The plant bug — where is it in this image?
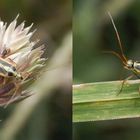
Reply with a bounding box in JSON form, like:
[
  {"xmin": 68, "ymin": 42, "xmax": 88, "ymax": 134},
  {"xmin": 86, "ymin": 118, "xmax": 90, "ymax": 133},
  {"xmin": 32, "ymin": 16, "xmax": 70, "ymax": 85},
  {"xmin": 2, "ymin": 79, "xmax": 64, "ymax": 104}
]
[
  {"xmin": 105, "ymin": 12, "xmax": 140, "ymax": 94},
  {"xmin": 0, "ymin": 57, "xmax": 23, "ymax": 81},
  {"xmin": 0, "ymin": 56, "xmax": 31, "ymax": 107}
]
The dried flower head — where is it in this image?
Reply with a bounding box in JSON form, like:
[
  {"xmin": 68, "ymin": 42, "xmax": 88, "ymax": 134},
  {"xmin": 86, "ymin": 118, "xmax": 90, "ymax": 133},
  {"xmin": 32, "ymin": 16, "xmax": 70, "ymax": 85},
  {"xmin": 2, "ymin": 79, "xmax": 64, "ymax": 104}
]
[{"xmin": 0, "ymin": 15, "xmax": 46, "ymax": 106}]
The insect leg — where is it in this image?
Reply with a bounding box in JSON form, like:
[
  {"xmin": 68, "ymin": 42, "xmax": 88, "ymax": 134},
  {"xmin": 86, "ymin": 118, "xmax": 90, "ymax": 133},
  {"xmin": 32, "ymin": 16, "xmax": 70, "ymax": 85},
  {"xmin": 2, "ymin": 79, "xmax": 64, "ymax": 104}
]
[
  {"xmin": 22, "ymin": 72, "xmax": 32, "ymax": 80},
  {"xmin": 133, "ymin": 72, "xmax": 140, "ymax": 79},
  {"xmin": 131, "ymin": 73, "xmax": 140, "ymax": 95},
  {"xmin": 4, "ymin": 82, "xmax": 21, "ymax": 108},
  {"xmin": 5, "ymin": 58, "xmax": 17, "ymax": 67},
  {"xmin": 117, "ymin": 75, "xmax": 134, "ymax": 96}
]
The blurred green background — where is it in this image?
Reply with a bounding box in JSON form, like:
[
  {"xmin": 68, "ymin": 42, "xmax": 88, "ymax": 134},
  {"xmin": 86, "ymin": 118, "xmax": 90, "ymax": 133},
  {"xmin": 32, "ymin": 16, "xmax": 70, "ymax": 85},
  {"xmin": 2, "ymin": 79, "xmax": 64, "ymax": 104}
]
[
  {"xmin": 74, "ymin": 0, "xmax": 140, "ymax": 140},
  {"xmin": 0, "ymin": 0, "xmax": 72, "ymax": 140}
]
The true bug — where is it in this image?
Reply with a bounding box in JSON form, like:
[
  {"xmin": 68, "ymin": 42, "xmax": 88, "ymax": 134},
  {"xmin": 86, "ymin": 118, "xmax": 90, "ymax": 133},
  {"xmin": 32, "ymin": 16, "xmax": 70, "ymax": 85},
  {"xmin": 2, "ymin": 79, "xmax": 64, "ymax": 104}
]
[
  {"xmin": 0, "ymin": 57, "xmax": 23, "ymax": 82},
  {"xmin": 106, "ymin": 12, "xmax": 140, "ymax": 94},
  {"xmin": 0, "ymin": 57, "xmax": 22, "ymax": 106}
]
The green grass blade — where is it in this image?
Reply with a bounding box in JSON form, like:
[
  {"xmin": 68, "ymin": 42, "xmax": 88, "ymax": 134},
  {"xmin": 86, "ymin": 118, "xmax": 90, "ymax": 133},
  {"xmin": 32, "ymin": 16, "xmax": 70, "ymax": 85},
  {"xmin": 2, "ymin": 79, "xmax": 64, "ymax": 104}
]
[{"xmin": 73, "ymin": 80, "xmax": 140, "ymax": 122}]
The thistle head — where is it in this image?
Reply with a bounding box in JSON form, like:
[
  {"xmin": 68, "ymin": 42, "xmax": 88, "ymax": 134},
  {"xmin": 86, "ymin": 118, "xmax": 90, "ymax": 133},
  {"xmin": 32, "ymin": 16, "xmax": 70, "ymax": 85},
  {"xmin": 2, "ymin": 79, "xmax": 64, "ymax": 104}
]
[{"xmin": 0, "ymin": 15, "xmax": 46, "ymax": 106}]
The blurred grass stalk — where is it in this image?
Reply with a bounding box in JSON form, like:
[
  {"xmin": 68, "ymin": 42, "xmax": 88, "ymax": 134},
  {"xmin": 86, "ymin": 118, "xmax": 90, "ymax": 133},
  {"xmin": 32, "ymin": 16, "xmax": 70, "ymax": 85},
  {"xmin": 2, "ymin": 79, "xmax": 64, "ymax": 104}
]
[
  {"xmin": 73, "ymin": 80, "xmax": 140, "ymax": 122},
  {"xmin": 0, "ymin": 32, "xmax": 72, "ymax": 140}
]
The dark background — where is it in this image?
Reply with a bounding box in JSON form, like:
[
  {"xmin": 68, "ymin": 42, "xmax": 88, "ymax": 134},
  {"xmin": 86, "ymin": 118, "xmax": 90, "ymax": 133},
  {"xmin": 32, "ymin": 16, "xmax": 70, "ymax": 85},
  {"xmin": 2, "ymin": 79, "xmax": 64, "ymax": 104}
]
[
  {"xmin": 0, "ymin": 0, "xmax": 72, "ymax": 140},
  {"xmin": 74, "ymin": 0, "xmax": 140, "ymax": 140}
]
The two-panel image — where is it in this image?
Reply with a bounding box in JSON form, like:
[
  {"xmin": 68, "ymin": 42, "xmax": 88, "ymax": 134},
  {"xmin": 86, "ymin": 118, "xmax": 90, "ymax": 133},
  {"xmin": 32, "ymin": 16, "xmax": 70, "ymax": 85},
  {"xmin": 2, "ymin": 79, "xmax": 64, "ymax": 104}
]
[{"xmin": 0, "ymin": 1, "xmax": 140, "ymax": 140}]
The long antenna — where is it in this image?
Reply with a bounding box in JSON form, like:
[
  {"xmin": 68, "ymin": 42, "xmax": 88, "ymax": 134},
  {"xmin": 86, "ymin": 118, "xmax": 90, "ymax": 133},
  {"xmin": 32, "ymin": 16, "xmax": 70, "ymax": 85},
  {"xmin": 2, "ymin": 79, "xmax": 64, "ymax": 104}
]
[
  {"xmin": 103, "ymin": 51, "xmax": 126, "ymax": 65},
  {"xmin": 107, "ymin": 11, "xmax": 127, "ymax": 63}
]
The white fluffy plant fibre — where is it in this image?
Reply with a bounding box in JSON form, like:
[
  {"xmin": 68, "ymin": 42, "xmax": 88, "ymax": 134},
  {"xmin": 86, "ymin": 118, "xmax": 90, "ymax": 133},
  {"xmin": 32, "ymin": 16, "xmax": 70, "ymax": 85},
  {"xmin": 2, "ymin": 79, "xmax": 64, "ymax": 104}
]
[{"xmin": 0, "ymin": 15, "xmax": 46, "ymax": 106}]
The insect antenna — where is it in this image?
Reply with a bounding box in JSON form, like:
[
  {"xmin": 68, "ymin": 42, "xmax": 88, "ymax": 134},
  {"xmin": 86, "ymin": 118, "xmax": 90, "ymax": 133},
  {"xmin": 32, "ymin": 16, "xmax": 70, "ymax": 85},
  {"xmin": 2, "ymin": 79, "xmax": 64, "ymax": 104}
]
[
  {"xmin": 107, "ymin": 12, "xmax": 127, "ymax": 64},
  {"xmin": 103, "ymin": 51, "xmax": 126, "ymax": 66}
]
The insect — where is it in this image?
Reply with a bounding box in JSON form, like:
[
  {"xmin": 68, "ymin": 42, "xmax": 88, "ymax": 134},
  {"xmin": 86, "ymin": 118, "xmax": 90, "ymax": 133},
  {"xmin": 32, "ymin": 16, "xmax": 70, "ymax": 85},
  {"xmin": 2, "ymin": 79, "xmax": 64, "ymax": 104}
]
[
  {"xmin": 0, "ymin": 47, "xmax": 28, "ymax": 82},
  {"xmin": 0, "ymin": 49, "xmax": 31, "ymax": 107},
  {"xmin": 0, "ymin": 15, "xmax": 47, "ymax": 107},
  {"xmin": 106, "ymin": 12, "xmax": 140, "ymax": 94},
  {"xmin": 0, "ymin": 58, "xmax": 22, "ymax": 79}
]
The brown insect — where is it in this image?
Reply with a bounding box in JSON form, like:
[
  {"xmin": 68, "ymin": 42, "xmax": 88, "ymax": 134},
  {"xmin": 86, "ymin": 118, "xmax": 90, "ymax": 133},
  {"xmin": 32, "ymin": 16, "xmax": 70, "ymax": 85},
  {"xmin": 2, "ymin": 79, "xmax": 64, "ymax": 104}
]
[{"xmin": 105, "ymin": 12, "xmax": 140, "ymax": 94}]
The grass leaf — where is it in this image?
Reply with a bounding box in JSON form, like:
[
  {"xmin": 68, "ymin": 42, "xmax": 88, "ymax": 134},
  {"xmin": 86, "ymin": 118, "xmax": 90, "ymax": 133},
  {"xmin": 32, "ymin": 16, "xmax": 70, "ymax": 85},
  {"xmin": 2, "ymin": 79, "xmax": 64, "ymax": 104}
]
[{"xmin": 73, "ymin": 80, "xmax": 140, "ymax": 122}]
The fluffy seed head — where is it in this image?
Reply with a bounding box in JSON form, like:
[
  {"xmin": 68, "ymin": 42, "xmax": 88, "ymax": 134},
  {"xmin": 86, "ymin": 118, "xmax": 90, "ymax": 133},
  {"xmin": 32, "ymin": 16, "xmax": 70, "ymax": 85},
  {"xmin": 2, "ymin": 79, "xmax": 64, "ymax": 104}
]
[{"xmin": 0, "ymin": 15, "xmax": 46, "ymax": 106}]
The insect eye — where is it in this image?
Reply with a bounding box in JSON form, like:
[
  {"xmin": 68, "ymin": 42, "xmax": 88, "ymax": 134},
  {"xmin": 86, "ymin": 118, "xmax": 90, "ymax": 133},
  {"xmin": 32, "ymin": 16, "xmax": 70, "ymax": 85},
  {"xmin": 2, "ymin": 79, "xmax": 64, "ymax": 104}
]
[
  {"xmin": 12, "ymin": 66, "xmax": 16, "ymax": 71},
  {"xmin": 20, "ymin": 76, "xmax": 23, "ymax": 80},
  {"xmin": 7, "ymin": 72, "xmax": 13, "ymax": 76}
]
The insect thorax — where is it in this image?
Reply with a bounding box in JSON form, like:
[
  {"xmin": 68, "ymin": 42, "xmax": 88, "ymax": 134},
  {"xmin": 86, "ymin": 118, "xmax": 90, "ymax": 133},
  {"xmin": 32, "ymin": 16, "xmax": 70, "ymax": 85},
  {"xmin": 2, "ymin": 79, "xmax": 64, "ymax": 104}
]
[
  {"xmin": 134, "ymin": 61, "xmax": 140, "ymax": 71},
  {"xmin": 0, "ymin": 58, "xmax": 20, "ymax": 79},
  {"xmin": 127, "ymin": 60, "xmax": 140, "ymax": 70}
]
